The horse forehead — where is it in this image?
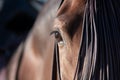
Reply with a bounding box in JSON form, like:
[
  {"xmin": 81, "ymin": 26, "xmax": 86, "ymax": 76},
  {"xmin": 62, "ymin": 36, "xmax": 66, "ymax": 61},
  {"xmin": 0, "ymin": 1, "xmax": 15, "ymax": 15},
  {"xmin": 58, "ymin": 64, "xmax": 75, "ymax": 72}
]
[
  {"xmin": 59, "ymin": 0, "xmax": 86, "ymax": 10},
  {"xmin": 57, "ymin": 0, "xmax": 86, "ymax": 19},
  {"xmin": 54, "ymin": 0, "xmax": 85, "ymax": 30}
]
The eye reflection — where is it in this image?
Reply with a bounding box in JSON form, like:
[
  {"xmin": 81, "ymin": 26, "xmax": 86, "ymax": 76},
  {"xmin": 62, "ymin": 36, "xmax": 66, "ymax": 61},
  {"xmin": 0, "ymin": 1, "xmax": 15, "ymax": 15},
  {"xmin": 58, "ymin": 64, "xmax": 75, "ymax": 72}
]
[{"xmin": 51, "ymin": 30, "xmax": 63, "ymax": 43}]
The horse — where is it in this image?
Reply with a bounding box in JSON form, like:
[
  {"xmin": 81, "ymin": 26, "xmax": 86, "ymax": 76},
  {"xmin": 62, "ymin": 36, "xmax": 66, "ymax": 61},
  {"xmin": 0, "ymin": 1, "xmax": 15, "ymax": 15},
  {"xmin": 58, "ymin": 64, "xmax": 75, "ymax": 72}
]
[
  {"xmin": 7, "ymin": 0, "xmax": 120, "ymax": 80},
  {"xmin": 52, "ymin": 0, "xmax": 120, "ymax": 80}
]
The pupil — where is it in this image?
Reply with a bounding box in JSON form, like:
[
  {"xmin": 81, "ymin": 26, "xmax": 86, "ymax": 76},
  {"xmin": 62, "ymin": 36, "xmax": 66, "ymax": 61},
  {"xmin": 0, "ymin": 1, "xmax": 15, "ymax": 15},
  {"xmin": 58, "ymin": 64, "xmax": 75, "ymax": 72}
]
[{"xmin": 55, "ymin": 32, "xmax": 59, "ymax": 38}]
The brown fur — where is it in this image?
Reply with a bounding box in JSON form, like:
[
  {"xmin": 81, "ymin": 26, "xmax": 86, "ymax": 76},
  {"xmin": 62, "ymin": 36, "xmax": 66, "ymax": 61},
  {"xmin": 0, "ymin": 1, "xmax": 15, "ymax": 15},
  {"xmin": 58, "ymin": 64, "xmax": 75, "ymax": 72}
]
[
  {"xmin": 7, "ymin": 0, "xmax": 87, "ymax": 80},
  {"xmin": 7, "ymin": 0, "xmax": 120, "ymax": 80},
  {"xmin": 53, "ymin": 0, "xmax": 86, "ymax": 79}
]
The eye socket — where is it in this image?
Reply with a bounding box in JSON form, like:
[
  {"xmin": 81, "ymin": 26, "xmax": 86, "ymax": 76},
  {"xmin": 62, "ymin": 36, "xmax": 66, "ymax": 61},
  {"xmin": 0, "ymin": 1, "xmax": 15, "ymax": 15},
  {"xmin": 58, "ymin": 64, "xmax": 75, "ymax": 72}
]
[{"xmin": 50, "ymin": 31, "xmax": 63, "ymax": 43}]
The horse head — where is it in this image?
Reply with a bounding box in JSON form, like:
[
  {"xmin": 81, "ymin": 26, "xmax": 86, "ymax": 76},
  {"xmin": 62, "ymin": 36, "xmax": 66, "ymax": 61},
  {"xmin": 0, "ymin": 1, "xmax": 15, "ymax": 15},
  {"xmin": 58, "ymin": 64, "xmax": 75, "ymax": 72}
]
[{"xmin": 52, "ymin": 0, "xmax": 86, "ymax": 79}]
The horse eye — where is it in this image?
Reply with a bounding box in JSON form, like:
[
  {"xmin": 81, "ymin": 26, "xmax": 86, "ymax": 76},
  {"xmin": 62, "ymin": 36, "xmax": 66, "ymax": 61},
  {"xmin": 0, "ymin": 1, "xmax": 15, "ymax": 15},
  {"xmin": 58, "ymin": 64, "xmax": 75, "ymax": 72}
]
[{"xmin": 50, "ymin": 31, "xmax": 63, "ymax": 43}]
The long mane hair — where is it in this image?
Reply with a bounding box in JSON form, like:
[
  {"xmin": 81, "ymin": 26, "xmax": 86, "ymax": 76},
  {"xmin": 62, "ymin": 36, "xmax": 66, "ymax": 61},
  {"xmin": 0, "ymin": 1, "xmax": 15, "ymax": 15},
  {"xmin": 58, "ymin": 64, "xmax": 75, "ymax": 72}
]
[{"xmin": 77, "ymin": 0, "xmax": 120, "ymax": 79}]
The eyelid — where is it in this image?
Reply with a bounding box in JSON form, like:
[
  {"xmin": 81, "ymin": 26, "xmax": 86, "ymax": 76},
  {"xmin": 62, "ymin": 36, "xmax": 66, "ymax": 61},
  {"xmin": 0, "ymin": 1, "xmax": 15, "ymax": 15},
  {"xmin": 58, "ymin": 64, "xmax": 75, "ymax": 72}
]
[
  {"xmin": 50, "ymin": 28, "xmax": 61, "ymax": 36},
  {"xmin": 50, "ymin": 31, "xmax": 59, "ymax": 35}
]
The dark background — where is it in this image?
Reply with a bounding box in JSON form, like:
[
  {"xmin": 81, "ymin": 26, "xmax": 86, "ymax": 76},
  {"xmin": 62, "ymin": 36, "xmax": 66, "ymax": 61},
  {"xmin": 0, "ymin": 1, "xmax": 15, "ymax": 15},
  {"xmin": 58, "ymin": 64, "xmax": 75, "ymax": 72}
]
[{"xmin": 0, "ymin": 0, "xmax": 47, "ymax": 70}]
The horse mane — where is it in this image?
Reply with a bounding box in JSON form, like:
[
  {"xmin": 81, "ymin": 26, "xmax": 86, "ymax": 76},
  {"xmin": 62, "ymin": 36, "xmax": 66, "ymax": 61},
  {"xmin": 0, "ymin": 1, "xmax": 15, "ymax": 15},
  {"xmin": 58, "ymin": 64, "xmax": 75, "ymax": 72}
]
[{"xmin": 77, "ymin": 0, "xmax": 120, "ymax": 79}]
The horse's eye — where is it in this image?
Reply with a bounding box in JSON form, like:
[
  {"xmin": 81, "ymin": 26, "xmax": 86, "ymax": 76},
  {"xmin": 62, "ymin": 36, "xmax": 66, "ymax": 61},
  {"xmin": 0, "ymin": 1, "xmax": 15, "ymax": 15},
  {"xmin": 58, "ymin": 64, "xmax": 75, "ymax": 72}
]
[
  {"xmin": 51, "ymin": 30, "xmax": 65, "ymax": 46},
  {"xmin": 51, "ymin": 31, "xmax": 63, "ymax": 43},
  {"xmin": 54, "ymin": 31, "xmax": 61, "ymax": 39}
]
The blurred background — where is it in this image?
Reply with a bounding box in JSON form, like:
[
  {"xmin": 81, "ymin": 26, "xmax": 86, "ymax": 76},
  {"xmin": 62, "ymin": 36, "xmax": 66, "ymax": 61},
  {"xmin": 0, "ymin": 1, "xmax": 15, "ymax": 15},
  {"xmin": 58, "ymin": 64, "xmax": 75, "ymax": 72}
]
[{"xmin": 0, "ymin": 0, "xmax": 48, "ymax": 73}]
